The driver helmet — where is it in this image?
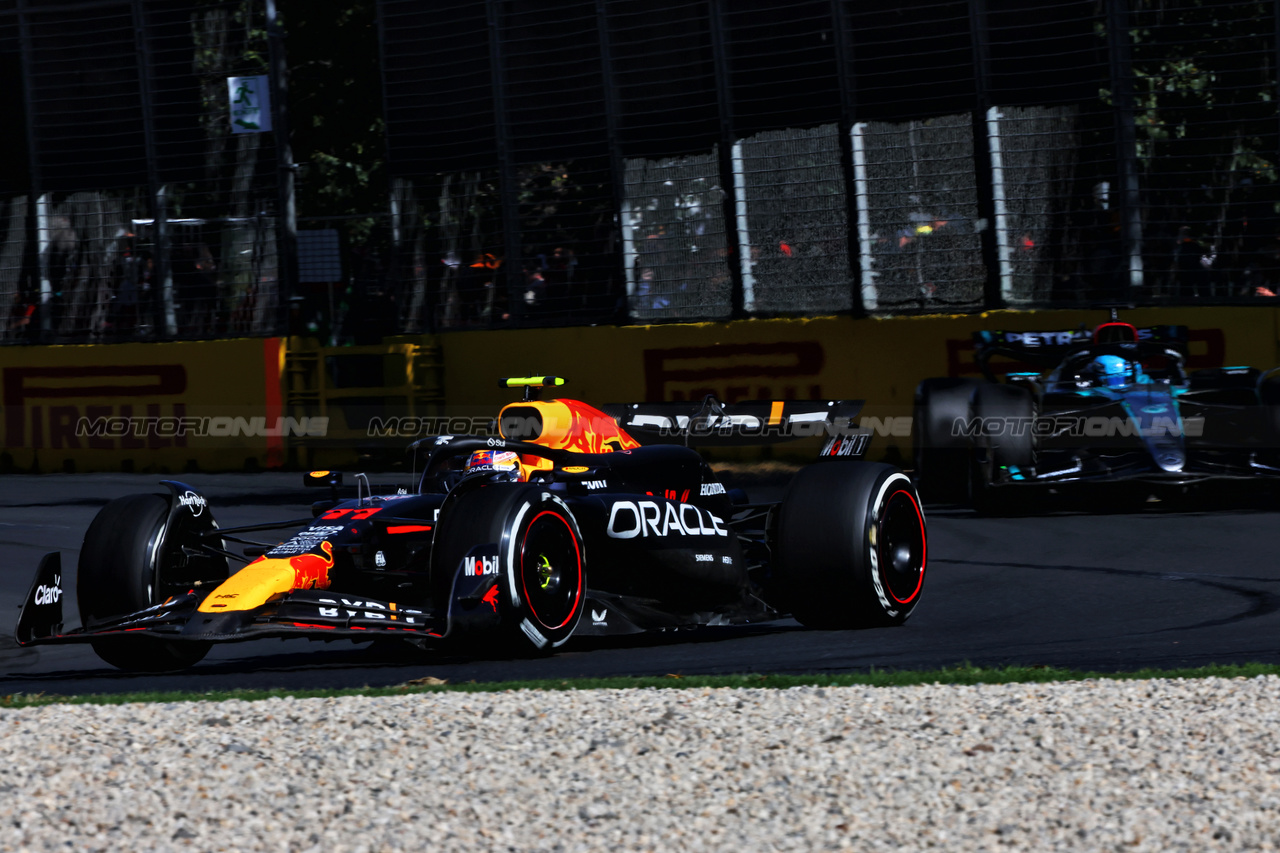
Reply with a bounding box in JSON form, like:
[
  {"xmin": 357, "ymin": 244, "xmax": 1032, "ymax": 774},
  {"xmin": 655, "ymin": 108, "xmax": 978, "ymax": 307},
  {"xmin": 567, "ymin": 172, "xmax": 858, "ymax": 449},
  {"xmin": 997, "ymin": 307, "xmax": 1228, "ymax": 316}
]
[
  {"xmin": 463, "ymin": 449, "xmax": 524, "ymax": 483},
  {"xmin": 1090, "ymin": 354, "xmax": 1132, "ymax": 387}
]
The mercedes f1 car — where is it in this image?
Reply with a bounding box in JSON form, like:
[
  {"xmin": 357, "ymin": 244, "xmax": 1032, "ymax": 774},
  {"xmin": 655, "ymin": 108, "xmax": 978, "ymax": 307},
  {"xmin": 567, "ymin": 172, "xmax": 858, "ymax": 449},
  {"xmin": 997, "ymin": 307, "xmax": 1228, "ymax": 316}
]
[
  {"xmin": 17, "ymin": 378, "xmax": 928, "ymax": 671},
  {"xmin": 913, "ymin": 316, "xmax": 1280, "ymax": 508}
]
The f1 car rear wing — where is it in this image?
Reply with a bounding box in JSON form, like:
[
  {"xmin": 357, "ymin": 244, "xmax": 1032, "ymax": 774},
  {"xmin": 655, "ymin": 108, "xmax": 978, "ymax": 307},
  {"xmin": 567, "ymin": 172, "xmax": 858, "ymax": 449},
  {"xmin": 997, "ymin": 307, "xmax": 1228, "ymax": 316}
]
[
  {"xmin": 603, "ymin": 396, "xmax": 865, "ymax": 447},
  {"xmin": 973, "ymin": 325, "xmax": 1189, "ymax": 382},
  {"xmin": 490, "ymin": 378, "xmax": 864, "ymax": 448}
]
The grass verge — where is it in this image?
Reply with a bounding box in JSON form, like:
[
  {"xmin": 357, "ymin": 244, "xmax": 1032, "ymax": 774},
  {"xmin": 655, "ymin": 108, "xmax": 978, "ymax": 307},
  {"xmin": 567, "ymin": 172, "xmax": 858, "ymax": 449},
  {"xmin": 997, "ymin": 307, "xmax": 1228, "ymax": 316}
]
[{"xmin": 3, "ymin": 662, "xmax": 1280, "ymax": 709}]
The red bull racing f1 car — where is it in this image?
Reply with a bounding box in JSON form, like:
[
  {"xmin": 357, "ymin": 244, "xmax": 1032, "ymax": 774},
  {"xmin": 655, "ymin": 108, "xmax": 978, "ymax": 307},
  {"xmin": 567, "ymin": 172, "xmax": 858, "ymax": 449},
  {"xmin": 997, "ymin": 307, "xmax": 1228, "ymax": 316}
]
[{"xmin": 17, "ymin": 378, "xmax": 928, "ymax": 671}]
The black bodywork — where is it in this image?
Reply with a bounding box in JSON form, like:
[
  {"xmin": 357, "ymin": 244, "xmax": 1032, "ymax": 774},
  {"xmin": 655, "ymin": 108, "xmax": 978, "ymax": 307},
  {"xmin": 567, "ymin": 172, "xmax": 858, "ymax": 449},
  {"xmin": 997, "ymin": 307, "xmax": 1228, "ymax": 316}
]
[{"xmin": 16, "ymin": 394, "xmax": 903, "ymax": 658}]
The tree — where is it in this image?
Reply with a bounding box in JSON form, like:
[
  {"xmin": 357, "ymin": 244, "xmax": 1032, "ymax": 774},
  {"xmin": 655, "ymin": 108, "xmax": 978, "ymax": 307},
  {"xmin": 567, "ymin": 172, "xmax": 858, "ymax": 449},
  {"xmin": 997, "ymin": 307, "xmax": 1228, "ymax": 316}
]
[
  {"xmin": 1123, "ymin": 0, "xmax": 1279, "ymax": 291},
  {"xmin": 278, "ymin": 0, "xmax": 387, "ymax": 219}
]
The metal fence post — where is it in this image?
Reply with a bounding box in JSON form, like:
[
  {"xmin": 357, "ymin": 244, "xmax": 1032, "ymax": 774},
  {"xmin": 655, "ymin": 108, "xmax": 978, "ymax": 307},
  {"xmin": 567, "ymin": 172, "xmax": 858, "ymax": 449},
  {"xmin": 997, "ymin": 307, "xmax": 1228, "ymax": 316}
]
[
  {"xmin": 1274, "ymin": 0, "xmax": 1280, "ymax": 247},
  {"xmin": 1276, "ymin": 3, "xmax": 1280, "ymax": 201},
  {"xmin": 708, "ymin": 0, "xmax": 748, "ymax": 318},
  {"xmin": 595, "ymin": 0, "xmax": 632, "ymax": 326},
  {"xmin": 1107, "ymin": 0, "xmax": 1144, "ymax": 292},
  {"xmin": 132, "ymin": 0, "xmax": 175, "ymax": 338},
  {"xmin": 829, "ymin": 0, "xmax": 869, "ymax": 317},
  {"xmin": 15, "ymin": 0, "xmax": 48, "ymax": 338},
  {"xmin": 968, "ymin": 0, "xmax": 1005, "ymax": 310},
  {"xmin": 267, "ymin": 0, "xmax": 299, "ymax": 337},
  {"xmin": 485, "ymin": 0, "xmax": 523, "ymax": 328}
]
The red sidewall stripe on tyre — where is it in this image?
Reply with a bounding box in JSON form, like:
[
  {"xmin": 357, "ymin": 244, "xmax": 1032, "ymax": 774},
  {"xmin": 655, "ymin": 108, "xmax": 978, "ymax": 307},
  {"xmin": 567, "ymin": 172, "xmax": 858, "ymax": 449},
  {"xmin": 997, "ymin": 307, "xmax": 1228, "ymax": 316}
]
[
  {"xmin": 519, "ymin": 510, "xmax": 583, "ymax": 631},
  {"xmin": 879, "ymin": 486, "xmax": 927, "ymax": 606}
]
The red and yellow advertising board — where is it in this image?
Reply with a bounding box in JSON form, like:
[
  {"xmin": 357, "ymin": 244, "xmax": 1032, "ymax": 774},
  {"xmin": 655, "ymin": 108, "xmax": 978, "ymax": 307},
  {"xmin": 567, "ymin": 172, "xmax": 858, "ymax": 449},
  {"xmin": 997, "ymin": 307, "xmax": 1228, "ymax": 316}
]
[
  {"xmin": 434, "ymin": 306, "xmax": 1280, "ymax": 460},
  {"xmin": 1, "ymin": 338, "xmax": 286, "ymax": 473},
  {"xmin": 5, "ymin": 307, "xmax": 1279, "ymax": 473}
]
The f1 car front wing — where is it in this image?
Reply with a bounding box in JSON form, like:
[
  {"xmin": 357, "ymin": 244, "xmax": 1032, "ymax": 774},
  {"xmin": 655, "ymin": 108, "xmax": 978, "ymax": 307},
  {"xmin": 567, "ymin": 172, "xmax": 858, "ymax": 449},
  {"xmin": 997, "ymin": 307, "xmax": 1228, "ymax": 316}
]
[{"xmin": 15, "ymin": 552, "xmax": 447, "ymax": 647}]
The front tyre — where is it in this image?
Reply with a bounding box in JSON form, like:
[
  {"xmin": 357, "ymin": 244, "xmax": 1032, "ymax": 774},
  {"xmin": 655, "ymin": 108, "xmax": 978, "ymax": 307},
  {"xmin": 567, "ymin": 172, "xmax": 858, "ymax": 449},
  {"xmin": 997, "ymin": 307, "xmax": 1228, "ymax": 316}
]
[
  {"xmin": 433, "ymin": 485, "xmax": 586, "ymax": 653},
  {"xmin": 507, "ymin": 493, "xmax": 586, "ymax": 649},
  {"xmin": 77, "ymin": 494, "xmax": 211, "ymax": 672},
  {"xmin": 968, "ymin": 383, "xmax": 1036, "ymax": 514},
  {"xmin": 775, "ymin": 462, "xmax": 927, "ymax": 629}
]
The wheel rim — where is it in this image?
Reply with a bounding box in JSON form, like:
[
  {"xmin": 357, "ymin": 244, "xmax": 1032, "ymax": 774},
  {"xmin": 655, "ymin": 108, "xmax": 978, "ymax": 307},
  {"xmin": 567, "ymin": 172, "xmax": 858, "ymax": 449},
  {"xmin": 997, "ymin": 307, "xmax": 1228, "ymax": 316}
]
[
  {"xmin": 519, "ymin": 511, "xmax": 583, "ymax": 630},
  {"xmin": 878, "ymin": 489, "xmax": 926, "ymax": 605},
  {"xmin": 534, "ymin": 554, "xmax": 557, "ymax": 592}
]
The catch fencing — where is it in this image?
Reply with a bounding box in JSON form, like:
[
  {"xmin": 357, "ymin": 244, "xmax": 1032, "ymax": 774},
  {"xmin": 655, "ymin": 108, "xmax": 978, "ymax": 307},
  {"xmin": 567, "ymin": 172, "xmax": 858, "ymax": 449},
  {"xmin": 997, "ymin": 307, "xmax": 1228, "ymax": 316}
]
[
  {"xmin": 380, "ymin": 0, "xmax": 1280, "ymax": 329},
  {"xmin": 5, "ymin": 0, "xmax": 1280, "ymax": 342},
  {"xmin": 0, "ymin": 0, "xmax": 287, "ymax": 344}
]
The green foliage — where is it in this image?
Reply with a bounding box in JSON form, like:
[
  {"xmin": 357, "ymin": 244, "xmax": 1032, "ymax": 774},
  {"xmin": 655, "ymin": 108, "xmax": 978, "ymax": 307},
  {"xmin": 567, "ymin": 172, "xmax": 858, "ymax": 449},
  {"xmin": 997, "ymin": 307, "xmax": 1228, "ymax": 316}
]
[
  {"xmin": 1122, "ymin": 1, "xmax": 1280, "ymax": 239},
  {"xmin": 278, "ymin": 0, "xmax": 386, "ymax": 218},
  {"xmin": 515, "ymin": 161, "xmax": 615, "ymax": 256}
]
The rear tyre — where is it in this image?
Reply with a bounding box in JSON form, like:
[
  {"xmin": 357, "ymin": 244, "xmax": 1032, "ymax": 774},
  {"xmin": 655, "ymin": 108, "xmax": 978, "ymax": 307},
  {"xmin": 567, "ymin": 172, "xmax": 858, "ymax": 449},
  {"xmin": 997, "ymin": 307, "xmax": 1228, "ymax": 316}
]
[
  {"xmin": 432, "ymin": 485, "xmax": 586, "ymax": 653},
  {"xmin": 77, "ymin": 494, "xmax": 211, "ymax": 672},
  {"xmin": 775, "ymin": 462, "xmax": 927, "ymax": 628},
  {"xmin": 913, "ymin": 378, "xmax": 982, "ymax": 503},
  {"xmin": 968, "ymin": 383, "xmax": 1036, "ymax": 515}
]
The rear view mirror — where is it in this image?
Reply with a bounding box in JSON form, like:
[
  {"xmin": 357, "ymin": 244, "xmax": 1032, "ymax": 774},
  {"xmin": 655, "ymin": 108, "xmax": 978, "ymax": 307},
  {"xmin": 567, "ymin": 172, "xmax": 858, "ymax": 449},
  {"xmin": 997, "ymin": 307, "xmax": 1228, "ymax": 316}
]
[{"xmin": 303, "ymin": 470, "xmax": 342, "ymax": 489}]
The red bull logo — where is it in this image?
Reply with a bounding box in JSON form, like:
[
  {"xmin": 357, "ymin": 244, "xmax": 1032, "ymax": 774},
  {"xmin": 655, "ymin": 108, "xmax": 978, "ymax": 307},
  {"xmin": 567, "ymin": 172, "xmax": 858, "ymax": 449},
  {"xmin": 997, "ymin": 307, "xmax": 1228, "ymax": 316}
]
[
  {"xmin": 199, "ymin": 540, "xmax": 337, "ymax": 613},
  {"xmin": 482, "ymin": 585, "xmax": 501, "ymax": 613},
  {"xmin": 290, "ymin": 540, "xmax": 335, "ymax": 590}
]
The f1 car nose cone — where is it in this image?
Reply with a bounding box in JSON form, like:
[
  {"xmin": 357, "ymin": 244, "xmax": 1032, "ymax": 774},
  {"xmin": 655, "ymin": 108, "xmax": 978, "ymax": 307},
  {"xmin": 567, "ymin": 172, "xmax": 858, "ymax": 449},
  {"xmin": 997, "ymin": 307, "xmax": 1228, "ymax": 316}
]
[{"xmin": 1156, "ymin": 449, "xmax": 1186, "ymax": 473}]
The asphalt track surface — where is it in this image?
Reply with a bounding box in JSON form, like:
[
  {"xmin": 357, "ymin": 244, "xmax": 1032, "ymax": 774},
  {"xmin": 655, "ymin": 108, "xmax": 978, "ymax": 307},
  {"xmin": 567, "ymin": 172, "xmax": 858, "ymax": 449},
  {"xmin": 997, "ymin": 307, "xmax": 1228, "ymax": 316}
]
[{"xmin": 1, "ymin": 470, "xmax": 1278, "ymax": 697}]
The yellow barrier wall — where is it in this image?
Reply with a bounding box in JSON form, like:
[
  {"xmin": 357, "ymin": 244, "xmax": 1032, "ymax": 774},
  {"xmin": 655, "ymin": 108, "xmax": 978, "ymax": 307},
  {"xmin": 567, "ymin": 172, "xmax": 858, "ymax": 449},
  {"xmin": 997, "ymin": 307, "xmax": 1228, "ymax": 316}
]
[
  {"xmin": 0, "ymin": 338, "xmax": 285, "ymax": 473},
  {"xmin": 5, "ymin": 307, "xmax": 1278, "ymax": 473},
  {"xmin": 431, "ymin": 307, "xmax": 1280, "ymax": 460}
]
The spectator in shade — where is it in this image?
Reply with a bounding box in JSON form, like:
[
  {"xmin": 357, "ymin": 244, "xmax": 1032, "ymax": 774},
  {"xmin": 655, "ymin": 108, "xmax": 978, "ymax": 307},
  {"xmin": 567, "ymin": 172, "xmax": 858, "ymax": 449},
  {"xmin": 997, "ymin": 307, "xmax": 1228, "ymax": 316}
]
[
  {"xmin": 543, "ymin": 246, "xmax": 576, "ymax": 311},
  {"xmin": 1168, "ymin": 226, "xmax": 1211, "ymax": 300},
  {"xmin": 523, "ymin": 264, "xmax": 546, "ymax": 309},
  {"xmin": 458, "ymin": 253, "xmax": 500, "ymax": 325},
  {"xmin": 173, "ymin": 240, "xmax": 218, "ymax": 337}
]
